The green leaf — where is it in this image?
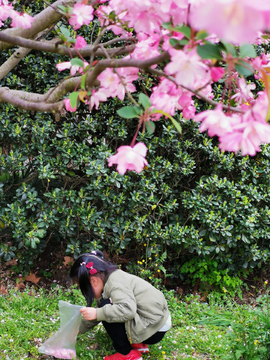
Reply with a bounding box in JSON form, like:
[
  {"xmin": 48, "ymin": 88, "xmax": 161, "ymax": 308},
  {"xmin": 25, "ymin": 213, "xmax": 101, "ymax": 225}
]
[
  {"xmin": 239, "ymin": 44, "xmax": 256, "ymax": 58},
  {"xmin": 145, "ymin": 121, "xmax": 156, "ymax": 135},
  {"xmin": 108, "ymin": 11, "xmax": 116, "ymax": 20},
  {"xmin": 138, "ymin": 93, "xmax": 152, "ymax": 109},
  {"xmin": 57, "ymin": 5, "xmax": 68, "ymax": 12},
  {"xmin": 197, "ymin": 44, "xmax": 222, "ymax": 60},
  {"xmin": 68, "ymin": 38, "xmax": 76, "ymax": 44},
  {"xmin": 196, "ymin": 31, "xmax": 209, "ymax": 40},
  {"xmin": 174, "ymin": 25, "xmax": 191, "ymax": 39},
  {"xmin": 222, "ymin": 42, "xmax": 237, "ymax": 57},
  {"xmin": 60, "ymin": 26, "xmax": 70, "ymax": 39},
  {"xmin": 170, "ymin": 117, "xmax": 182, "ymax": 134},
  {"xmin": 169, "ymin": 38, "xmax": 179, "ymax": 47},
  {"xmin": 70, "ymin": 58, "xmax": 84, "ymax": 68},
  {"xmin": 235, "ymin": 60, "xmax": 254, "ymax": 76},
  {"xmin": 179, "ymin": 39, "xmax": 189, "ymax": 45},
  {"xmin": 69, "ymin": 92, "xmax": 79, "ymax": 109},
  {"xmin": 0, "ymin": 172, "xmax": 10, "ymax": 182},
  {"xmin": 36, "ymin": 230, "xmax": 45, "ymax": 238},
  {"xmin": 162, "ymin": 22, "xmax": 172, "ymax": 30},
  {"xmin": 133, "ymin": 106, "xmax": 143, "ymax": 115},
  {"xmin": 31, "ymin": 239, "xmax": 37, "ymax": 249},
  {"xmin": 81, "ymin": 74, "xmax": 86, "ymax": 90},
  {"xmin": 117, "ymin": 106, "xmax": 138, "ymax": 119},
  {"xmin": 235, "ymin": 350, "xmax": 244, "ymax": 359}
]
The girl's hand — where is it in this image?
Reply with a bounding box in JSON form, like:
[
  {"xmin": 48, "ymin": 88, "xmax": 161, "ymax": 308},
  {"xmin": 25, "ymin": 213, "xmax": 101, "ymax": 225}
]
[{"xmin": 80, "ymin": 307, "xmax": 97, "ymax": 320}]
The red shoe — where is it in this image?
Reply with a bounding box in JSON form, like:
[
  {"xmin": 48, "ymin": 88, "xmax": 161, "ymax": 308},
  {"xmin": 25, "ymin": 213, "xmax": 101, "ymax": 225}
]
[
  {"xmin": 104, "ymin": 349, "xmax": 142, "ymax": 360},
  {"xmin": 131, "ymin": 343, "xmax": 149, "ymax": 354}
]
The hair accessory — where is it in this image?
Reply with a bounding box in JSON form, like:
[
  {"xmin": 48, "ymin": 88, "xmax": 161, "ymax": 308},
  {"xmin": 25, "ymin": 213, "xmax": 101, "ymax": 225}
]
[
  {"xmin": 86, "ymin": 262, "xmax": 97, "ymax": 275},
  {"xmin": 80, "ymin": 262, "xmax": 86, "ymax": 266}
]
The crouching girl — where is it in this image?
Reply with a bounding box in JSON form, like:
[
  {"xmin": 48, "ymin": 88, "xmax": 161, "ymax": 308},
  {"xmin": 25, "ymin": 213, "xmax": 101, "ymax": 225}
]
[{"xmin": 70, "ymin": 250, "xmax": 171, "ymax": 360}]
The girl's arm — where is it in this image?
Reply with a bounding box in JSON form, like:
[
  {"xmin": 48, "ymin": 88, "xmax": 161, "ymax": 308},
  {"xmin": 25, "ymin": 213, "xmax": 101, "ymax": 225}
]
[{"xmin": 96, "ymin": 283, "xmax": 137, "ymax": 323}]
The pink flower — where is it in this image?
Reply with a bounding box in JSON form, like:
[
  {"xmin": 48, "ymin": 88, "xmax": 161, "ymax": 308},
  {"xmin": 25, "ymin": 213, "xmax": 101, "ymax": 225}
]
[
  {"xmin": 149, "ymin": 78, "xmax": 183, "ymax": 119},
  {"xmin": 211, "ymin": 67, "xmax": 225, "ymax": 82},
  {"xmin": 190, "ymin": 0, "xmax": 267, "ymax": 44},
  {"xmin": 11, "ymin": 12, "xmax": 34, "ymax": 29},
  {"xmin": 69, "ymin": 3, "xmax": 94, "ymax": 30},
  {"xmin": 98, "ymin": 68, "xmax": 118, "ymax": 88},
  {"xmin": 252, "ymin": 91, "xmax": 269, "ymax": 121},
  {"xmin": 96, "ymin": 5, "xmax": 127, "ymax": 35},
  {"xmin": 0, "ymin": 3, "xmax": 14, "ymax": 21},
  {"xmin": 159, "ymin": 0, "xmax": 188, "ymax": 14},
  {"xmin": 183, "ymin": 105, "xmax": 196, "ymax": 120},
  {"xmin": 131, "ymin": 35, "xmax": 160, "ymax": 65},
  {"xmin": 178, "ymin": 93, "xmax": 192, "ymax": 109},
  {"xmin": 165, "ymin": 48, "xmax": 209, "ymax": 88},
  {"xmin": 97, "ymin": 67, "xmax": 137, "ymax": 100},
  {"xmin": 108, "ymin": 143, "xmax": 148, "ymax": 175},
  {"xmin": 231, "ymin": 78, "xmax": 256, "ymax": 104},
  {"xmin": 219, "ymin": 131, "xmax": 260, "ymax": 155},
  {"xmin": 194, "ymin": 105, "xmax": 238, "ymax": 137},
  {"xmin": 129, "ymin": 9, "xmax": 165, "ymax": 34},
  {"xmin": 74, "ymin": 36, "xmax": 87, "ymax": 49},
  {"xmin": 63, "ymin": 98, "xmax": 77, "ymax": 112},
  {"xmin": 218, "ymin": 116, "xmax": 270, "ymax": 156},
  {"xmin": 150, "ymin": 92, "xmax": 179, "ymax": 117},
  {"xmin": 56, "ymin": 61, "xmax": 88, "ymax": 76},
  {"xmin": 88, "ymin": 89, "xmax": 109, "ymax": 110}
]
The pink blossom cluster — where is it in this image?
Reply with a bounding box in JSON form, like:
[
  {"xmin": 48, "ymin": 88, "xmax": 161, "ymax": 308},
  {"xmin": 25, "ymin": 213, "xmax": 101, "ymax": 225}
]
[
  {"xmin": 68, "ymin": 3, "xmax": 94, "ymax": 30},
  {"xmin": 102, "ymin": 0, "xmax": 190, "ymax": 35},
  {"xmin": 195, "ymin": 93, "xmax": 270, "ymax": 156},
  {"xmin": 190, "ymin": 0, "xmax": 270, "ymax": 44},
  {"xmin": 97, "ymin": 66, "xmax": 138, "ymax": 102},
  {"xmin": 0, "ymin": 0, "xmax": 34, "ymax": 28},
  {"xmin": 56, "ymin": 61, "xmax": 89, "ymax": 76},
  {"xmin": 5, "ymin": 0, "xmax": 270, "ymax": 174},
  {"xmin": 108, "ymin": 143, "xmax": 148, "ymax": 175},
  {"xmin": 149, "ymin": 78, "xmax": 196, "ymax": 120}
]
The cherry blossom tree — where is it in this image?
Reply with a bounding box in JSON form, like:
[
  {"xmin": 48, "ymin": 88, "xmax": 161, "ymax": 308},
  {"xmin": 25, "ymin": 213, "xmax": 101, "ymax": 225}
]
[{"xmin": 1, "ymin": 0, "xmax": 270, "ymax": 174}]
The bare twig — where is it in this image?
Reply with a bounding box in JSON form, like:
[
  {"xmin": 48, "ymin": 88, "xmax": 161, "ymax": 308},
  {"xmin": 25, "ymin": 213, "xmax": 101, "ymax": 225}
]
[{"xmin": 145, "ymin": 67, "xmax": 244, "ymax": 114}]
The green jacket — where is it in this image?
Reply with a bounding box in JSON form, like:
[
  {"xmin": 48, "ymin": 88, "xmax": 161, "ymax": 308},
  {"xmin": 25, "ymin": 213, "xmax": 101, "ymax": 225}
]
[{"xmin": 79, "ymin": 269, "xmax": 170, "ymax": 343}]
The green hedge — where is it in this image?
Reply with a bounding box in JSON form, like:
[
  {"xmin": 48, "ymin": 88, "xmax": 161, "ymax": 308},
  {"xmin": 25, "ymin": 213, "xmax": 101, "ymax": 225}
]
[
  {"xmin": 1, "ymin": 2, "xmax": 270, "ymax": 290},
  {"xmin": 1, "ymin": 95, "xmax": 270, "ymax": 285}
]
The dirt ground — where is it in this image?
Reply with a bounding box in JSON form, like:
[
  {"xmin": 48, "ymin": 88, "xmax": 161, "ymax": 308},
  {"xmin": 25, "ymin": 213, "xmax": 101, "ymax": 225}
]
[{"xmin": 0, "ymin": 244, "xmax": 269, "ymax": 304}]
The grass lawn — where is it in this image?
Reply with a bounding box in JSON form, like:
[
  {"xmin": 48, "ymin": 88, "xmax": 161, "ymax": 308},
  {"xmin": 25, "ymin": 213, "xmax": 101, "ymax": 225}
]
[{"xmin": 0, "ymin": 284, "xmax": 270, "ymax": 360}]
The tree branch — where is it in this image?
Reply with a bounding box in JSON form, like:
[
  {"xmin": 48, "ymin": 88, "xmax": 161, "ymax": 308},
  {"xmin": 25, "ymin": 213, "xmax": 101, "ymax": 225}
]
[
  {"xmin": 0, "ymin": 87, "xmax": 64, "ymax": 113},
  {"xmin": 0, "ymin": 0, "xmax": 73, "ymax": 51},
  {"xmin": 85, "ymin": 51, "xmax": 170, "ymax": 89},
  {"xmin": 145, "ymin": 67, "xmax": 244, "ymax": 114},
  {"xmin": 0, "ymin": 52, "xmax": 169, "ymax": 112},
  {"xmin": 0, "ymin": 29, "xmax": 59, "ymax": 81},
  {"xmin": 0, "ymin": 31, "xmax": 136, "ymax": 58},
  {"xmin": 0, "ymin": 76, "xmax": 99, "ymax": 105}
]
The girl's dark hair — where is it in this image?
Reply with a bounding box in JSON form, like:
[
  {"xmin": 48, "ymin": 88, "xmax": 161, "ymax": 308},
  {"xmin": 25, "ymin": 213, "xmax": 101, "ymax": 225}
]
[{"xmin": 70, "ymin": 250, "xmax": 118, "ymax": 306}]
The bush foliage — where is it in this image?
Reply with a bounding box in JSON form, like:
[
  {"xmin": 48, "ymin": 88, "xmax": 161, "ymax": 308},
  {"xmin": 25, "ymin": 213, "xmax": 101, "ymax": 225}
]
[{"xmin": 0, "ymin": 3, "xmax": 270, "ymax": 288}]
